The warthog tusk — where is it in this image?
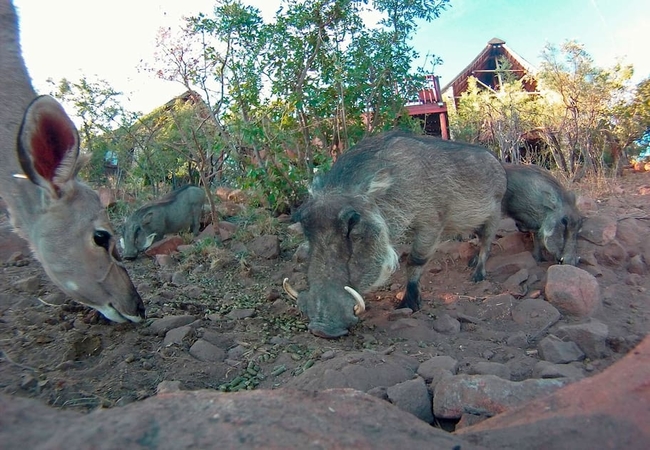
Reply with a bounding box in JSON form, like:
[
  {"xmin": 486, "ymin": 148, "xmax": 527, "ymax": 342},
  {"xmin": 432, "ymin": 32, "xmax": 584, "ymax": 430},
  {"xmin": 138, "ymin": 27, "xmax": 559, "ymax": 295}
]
[
  {"xmin": 345, "ymin": 286, "xmax": 365, "ymax": 315},
  {"xmin": 283, "ymin": 278, "xmax": 299, "ymax": 300}
]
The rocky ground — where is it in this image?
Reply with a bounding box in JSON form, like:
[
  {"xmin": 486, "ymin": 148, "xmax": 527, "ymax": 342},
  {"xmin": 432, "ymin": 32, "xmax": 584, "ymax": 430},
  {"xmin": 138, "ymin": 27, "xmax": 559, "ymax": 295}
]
[{"xmin": 0, "ymin": 169, "xmax": 649, "ymax": 447}]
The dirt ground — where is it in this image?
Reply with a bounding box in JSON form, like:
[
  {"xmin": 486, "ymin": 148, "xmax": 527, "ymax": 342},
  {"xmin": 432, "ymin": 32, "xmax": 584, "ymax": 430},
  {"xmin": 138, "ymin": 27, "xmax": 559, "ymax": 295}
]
[{"xmin": 1, "ymin": 169, "xmax": 649, "ymax": 427}]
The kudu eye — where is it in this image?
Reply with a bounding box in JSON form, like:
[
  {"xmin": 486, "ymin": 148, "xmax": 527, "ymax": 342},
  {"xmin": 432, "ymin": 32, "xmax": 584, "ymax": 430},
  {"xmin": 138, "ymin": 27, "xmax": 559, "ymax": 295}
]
[{"xmin": 93, "ymin": 230, "xmax": 112, "ymax": 251}]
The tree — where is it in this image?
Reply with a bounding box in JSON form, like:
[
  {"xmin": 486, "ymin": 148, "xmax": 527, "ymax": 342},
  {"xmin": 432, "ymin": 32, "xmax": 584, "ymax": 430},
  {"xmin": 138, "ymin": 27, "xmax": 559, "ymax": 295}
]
[
  {"xmin": 140, "ymin": 0, "xmax": 450, "ymax": 212},
  {"xmin": 538, "ymin": 40, "xmax": 634, "ymax": 177},
  {"xmin": 47, "ymin": 76, "xmax": 135, "ymax": 186}
]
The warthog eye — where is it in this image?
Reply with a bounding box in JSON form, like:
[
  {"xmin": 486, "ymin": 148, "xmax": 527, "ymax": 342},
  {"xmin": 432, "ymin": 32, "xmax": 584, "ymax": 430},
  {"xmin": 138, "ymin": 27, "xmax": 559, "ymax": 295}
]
[{"xmin": 93, "ymin": 230, "xmax": 112, "ymax": 251}]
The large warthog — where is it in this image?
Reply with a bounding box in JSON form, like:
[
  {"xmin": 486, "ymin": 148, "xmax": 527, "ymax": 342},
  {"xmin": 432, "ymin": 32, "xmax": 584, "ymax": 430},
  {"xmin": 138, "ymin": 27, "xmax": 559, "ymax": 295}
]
[
  {"xmin": 284, "ymin": 131, "xmax": 507, "ymax": 338},
  {"xmin": 501, "ymin": 163, "xmax": 584, "ymax": 265},
  {"xmin": 0, "ymin": 1, "xmax": 145, "ymax": 323},
  {"xmin": 121, "ymin": 185, "xmax": 206, "ymax": 259}
]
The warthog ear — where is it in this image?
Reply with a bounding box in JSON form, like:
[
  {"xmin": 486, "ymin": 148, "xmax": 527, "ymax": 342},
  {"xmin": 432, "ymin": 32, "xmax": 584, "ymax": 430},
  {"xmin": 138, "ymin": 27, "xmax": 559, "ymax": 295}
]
[
  {"xmin": 339, "ymin": 207, "xmax": 361, "ymax": 237},
  {"xmin": 141, "ymin": 211, "xmax": 154, "ymax": 225},
  {"xmin": 17, "ymin": 96, "xmax": 80, "ymax": 199},
  {"xmin": 366, "ymin": 169, "xmax": 393, "ymax": 198},
  {"xmin": 541, "ymin": 189, "xmax": 559, "ymax": 211}
]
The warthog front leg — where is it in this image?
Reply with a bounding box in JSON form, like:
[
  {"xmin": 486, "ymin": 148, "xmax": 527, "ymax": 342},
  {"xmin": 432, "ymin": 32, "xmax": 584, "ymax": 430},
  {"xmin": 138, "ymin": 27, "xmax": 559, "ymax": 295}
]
[
  {"xmin": 468, "ymin": 212, "xmax": 501, "ymax": 282},
  {"xmin": 397, "ymin": 227, "xmax": 442, "ymax": 311}
]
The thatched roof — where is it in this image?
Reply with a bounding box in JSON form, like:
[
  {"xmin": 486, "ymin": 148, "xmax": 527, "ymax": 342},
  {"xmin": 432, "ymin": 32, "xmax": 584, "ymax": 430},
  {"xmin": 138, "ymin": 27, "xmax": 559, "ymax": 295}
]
[{"xmin": 441, "ymin": 38, "xmax": 537, "ymax": 105}]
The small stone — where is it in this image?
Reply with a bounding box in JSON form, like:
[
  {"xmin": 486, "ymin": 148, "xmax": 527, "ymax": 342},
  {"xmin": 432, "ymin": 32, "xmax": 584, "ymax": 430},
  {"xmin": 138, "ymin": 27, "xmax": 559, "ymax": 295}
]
[
  {"xmin": 226, "ymin": 308, "xmax": 256, "ymax": 320},
  {"xmin": 432, "ymin": 314, "xmax": 461, "ymax": 334},
  {"xmin": 538, "ymin": 334, "xmax": 585, "ymax": 364}
]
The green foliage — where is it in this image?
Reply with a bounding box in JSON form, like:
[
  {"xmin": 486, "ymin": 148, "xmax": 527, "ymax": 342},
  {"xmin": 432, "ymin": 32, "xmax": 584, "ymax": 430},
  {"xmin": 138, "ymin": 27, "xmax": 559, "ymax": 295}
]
[
  {"xmin": 143, "ymin": 0, "xmax": 450, "ymax": 211},
  {"xmin": 450, "ymin": 39, "xmax": 649, "ymax": 177}
]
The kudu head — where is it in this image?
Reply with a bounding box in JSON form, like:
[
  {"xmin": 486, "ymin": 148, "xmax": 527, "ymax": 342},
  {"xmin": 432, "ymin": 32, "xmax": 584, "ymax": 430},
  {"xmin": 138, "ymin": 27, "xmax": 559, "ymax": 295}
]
[
  {"xmin": 12, "ymin": 95, "xmax": 146, "ymax": 323},
  {"xmin": 1, "ymin": 0, "xmax": 143, "ymax": 323}
]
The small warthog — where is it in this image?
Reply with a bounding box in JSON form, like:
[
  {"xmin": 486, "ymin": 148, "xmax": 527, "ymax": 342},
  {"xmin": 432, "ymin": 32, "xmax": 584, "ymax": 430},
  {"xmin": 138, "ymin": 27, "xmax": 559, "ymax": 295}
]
[
  {"xmin": 121, "ymin": 185, "xmax": 206, "ymax": 259},
  {"xmin": 0, "ymin": 1, "xmax": 144, "ymax": 323},
  {"xmin": 284, "ymin": 131, "xmax": 507, "ymax": 338},
  {"xmin": 501, "ymin": 163, "xmax": 584, "ymax": 265}
]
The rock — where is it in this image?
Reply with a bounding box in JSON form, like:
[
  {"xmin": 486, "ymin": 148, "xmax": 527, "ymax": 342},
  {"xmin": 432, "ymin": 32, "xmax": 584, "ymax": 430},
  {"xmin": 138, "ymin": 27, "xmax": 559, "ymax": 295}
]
[
  {"xmin": 467, "ymin": 362, "xmax": 512, "ymax": 380},
  {"xmin": 485, "ymin": 251, "xmax": 538, "ymax": 279},
  {"xmin": 163, "ymin": 326, "xmax": 193, "ymax": 346},
  {"xmin": 149, "ymin": 315, "xmax": 197, "ymax": 336},
  {"xmin": 432, "ymin": 313, "xmax": 461, "ymax": 334},
  {"xmin": 287, "ymin": 222, "xmax": 303, "ymax": 235},
  {"xmin": 615, "ymin": 218, "xmax": 644, "ymax": 253},
  {"xmin": 495, "ymin": 233, "xmax": 529, "ymax": 255},
  {"xmin": 511, "ymin": 298, "xmax": 561, "ymax": 334},
  {"xmin": 248, "ymin": 235, "xmax": 280, "ymax": 259},
  {"xmin": 292, "ymin": 241, "xmax": 309, "ymax": 263},
  {"xmin": 544, "ymin": 265, "xmax": 601, "ymax": 317},
  {"xmin": 595, "ymin": 240, "xmax": 628, "ymax": 267},
  {"xmin": 387, "ymin": 308, "xmax": 413, "ymax": 320},
  {"xmin": 156, "ymin": 380, "xmax": 182, "ymax": 394},
  {"xmin": 0, "ymin": 224, "xmax": 30, "ymax": 262},
  {"xmin": 533, "ymin": 361, "xmax": 584, "ymax": 379},
  {"xmin": 503, "ymin": 269, "xmax": 529, "ymax": 293},
  {"xmin": 506, "ymin": 331, "xmax": 529, "ymax": 348},
  {"xmin": 154, "ymin": 254, "xmax": 176, "ymax": 267},
  {"xmin": 555, "ymin": 320, "xmax": 609, "ymax": 359},
  {"xmin": 197, "ymin": 224, "xmax": 217, "ymax": 240},
  {"xmin": 218, "ymin": 221, "xmax": 238, "ymax": 241},
  {"xmin": 627, "ymin": 254, "xmax": 647, "ymax": 275},
  {"xmin": 12, "ymin": 275, "xmax": 40, "ymax": 294},
  {"xmin": 189, "ymin": 339, "xmax": 226, "ymax": 362},
  {"xmin": 457, "ymin": 334, "xmax": 650, "ymax": 449},
  {"xmin": 580, "ymin": 215, "xmax": 617, "ymax": 245},
  {"xmin": 433, "ymin": 374, "xmax": 572, "ymax": 419},
  {"xmin": 575, "ymin": 194, "xmax": 597, "ymax": 213},
  {"xmin": 462, "ymin": 294, "xmax": 516, "ymax": 321},
  {"xmin": 386, "ymin": 377, "xmax": 434, "ymax": 424},
  {"xmin": 145, "ymin": 236, "xmax": 184, "ymax": 257},
  {"xmin": 0, "ymin": 388, "xmax": 479, "ymax": 449},
  {"xmin": 417, "ymin": 356, "xmax": 459, "ymax": 381},
  {"xmin": 226, "ymin": 308, "xmax": 256, "ymax": 320},
  {"xmin": 538, "ymin": 334, "xmax": 585, "ymax": 364},
  {"xmin": 171, "ymin": 271, "xmax": 188, "ymax": 285},
  {"xmin": 286, "ymin": 352, "xmax": 419, "ymax": 392},
  {"xmin": 387, "ymin": 318, "xmax": 440, "ymax": 342}
]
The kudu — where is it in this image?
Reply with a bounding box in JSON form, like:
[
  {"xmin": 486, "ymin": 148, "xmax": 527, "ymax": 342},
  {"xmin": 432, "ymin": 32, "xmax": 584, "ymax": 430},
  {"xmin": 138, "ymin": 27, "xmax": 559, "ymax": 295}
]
[{"xmin": 0, "ymin": 0, "xmax": 145, "ymax": 323}]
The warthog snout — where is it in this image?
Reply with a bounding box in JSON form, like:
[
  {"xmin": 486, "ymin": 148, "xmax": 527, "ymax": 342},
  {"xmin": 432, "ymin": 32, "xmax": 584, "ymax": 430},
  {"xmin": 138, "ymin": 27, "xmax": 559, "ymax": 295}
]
[{"xmin": 283, "ymin": 278, "xmax": 365, "ymax": 339}]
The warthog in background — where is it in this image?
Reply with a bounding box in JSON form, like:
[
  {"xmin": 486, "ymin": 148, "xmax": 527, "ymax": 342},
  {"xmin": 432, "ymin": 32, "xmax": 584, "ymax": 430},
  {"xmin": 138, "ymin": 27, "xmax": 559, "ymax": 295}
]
[
  {"xmin": 284, "ymin": 131, "xmax": 507, "ymax": 338},
  {"xmin": 502, "ymin": 163, "xmax": 584, "ymax": 265},
  {"xmin": 0, "ymin": 1, "xmax": 145, "ymax": 323},
  {"xmin": 121, "ymin": 185, "xmax": 206, "ymax": 259}
]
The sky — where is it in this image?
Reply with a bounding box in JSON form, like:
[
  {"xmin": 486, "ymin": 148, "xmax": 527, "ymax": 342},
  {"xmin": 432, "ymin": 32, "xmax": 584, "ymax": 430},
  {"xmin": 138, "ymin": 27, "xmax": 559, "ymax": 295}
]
[{"xmin": 13, "ymin": 0, "xmax": 650, "ymax": 116}]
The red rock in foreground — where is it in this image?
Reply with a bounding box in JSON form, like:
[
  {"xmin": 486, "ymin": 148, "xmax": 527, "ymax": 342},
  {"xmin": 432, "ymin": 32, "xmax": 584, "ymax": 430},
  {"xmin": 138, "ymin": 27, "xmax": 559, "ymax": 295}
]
[
  {"xmin": 0, "ymin": 388, "xmax": 476, "ymax": 450},
  {"xmin": 457, "ymin": 334, "xmax": 650, "ymax": 449},
  {"xmin": 2, "ymin": 335, "xmax": 650, "ymax": 449}
]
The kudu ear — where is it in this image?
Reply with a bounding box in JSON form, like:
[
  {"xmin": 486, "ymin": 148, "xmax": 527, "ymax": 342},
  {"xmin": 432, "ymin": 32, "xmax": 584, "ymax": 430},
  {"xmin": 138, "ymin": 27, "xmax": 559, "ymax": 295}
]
[{"xmin": 17, "ymin": 95, "xmax": 80, "ymax": 199}]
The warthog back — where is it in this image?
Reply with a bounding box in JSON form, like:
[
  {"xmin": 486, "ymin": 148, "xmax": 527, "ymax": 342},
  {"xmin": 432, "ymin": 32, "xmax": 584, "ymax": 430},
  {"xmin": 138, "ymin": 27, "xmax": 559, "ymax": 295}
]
[
  {"xmin": 122, "ymin": 185, "xmax": 206, "ymax": 259},
  {"xmin": 292, "ymin": 130, "xmax": 507, "ymax": 338}
]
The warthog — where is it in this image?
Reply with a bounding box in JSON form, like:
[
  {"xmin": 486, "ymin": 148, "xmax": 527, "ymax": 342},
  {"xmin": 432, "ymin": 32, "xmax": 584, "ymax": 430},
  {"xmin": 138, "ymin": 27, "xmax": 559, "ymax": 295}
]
[
  {"xmin": 502, "ymin": 163, "xmax": 584, "ymax": 265},
  {"xmin": 0, "ymin": 1, "xmax": 145, "ymax": 323},
  {"xmin": 284, "ymin": 131, "xmax": 507, "ymax": 338},
  {"xmin": 121, "ymin": 185, "xmax": 206, "ymax": 259}
]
